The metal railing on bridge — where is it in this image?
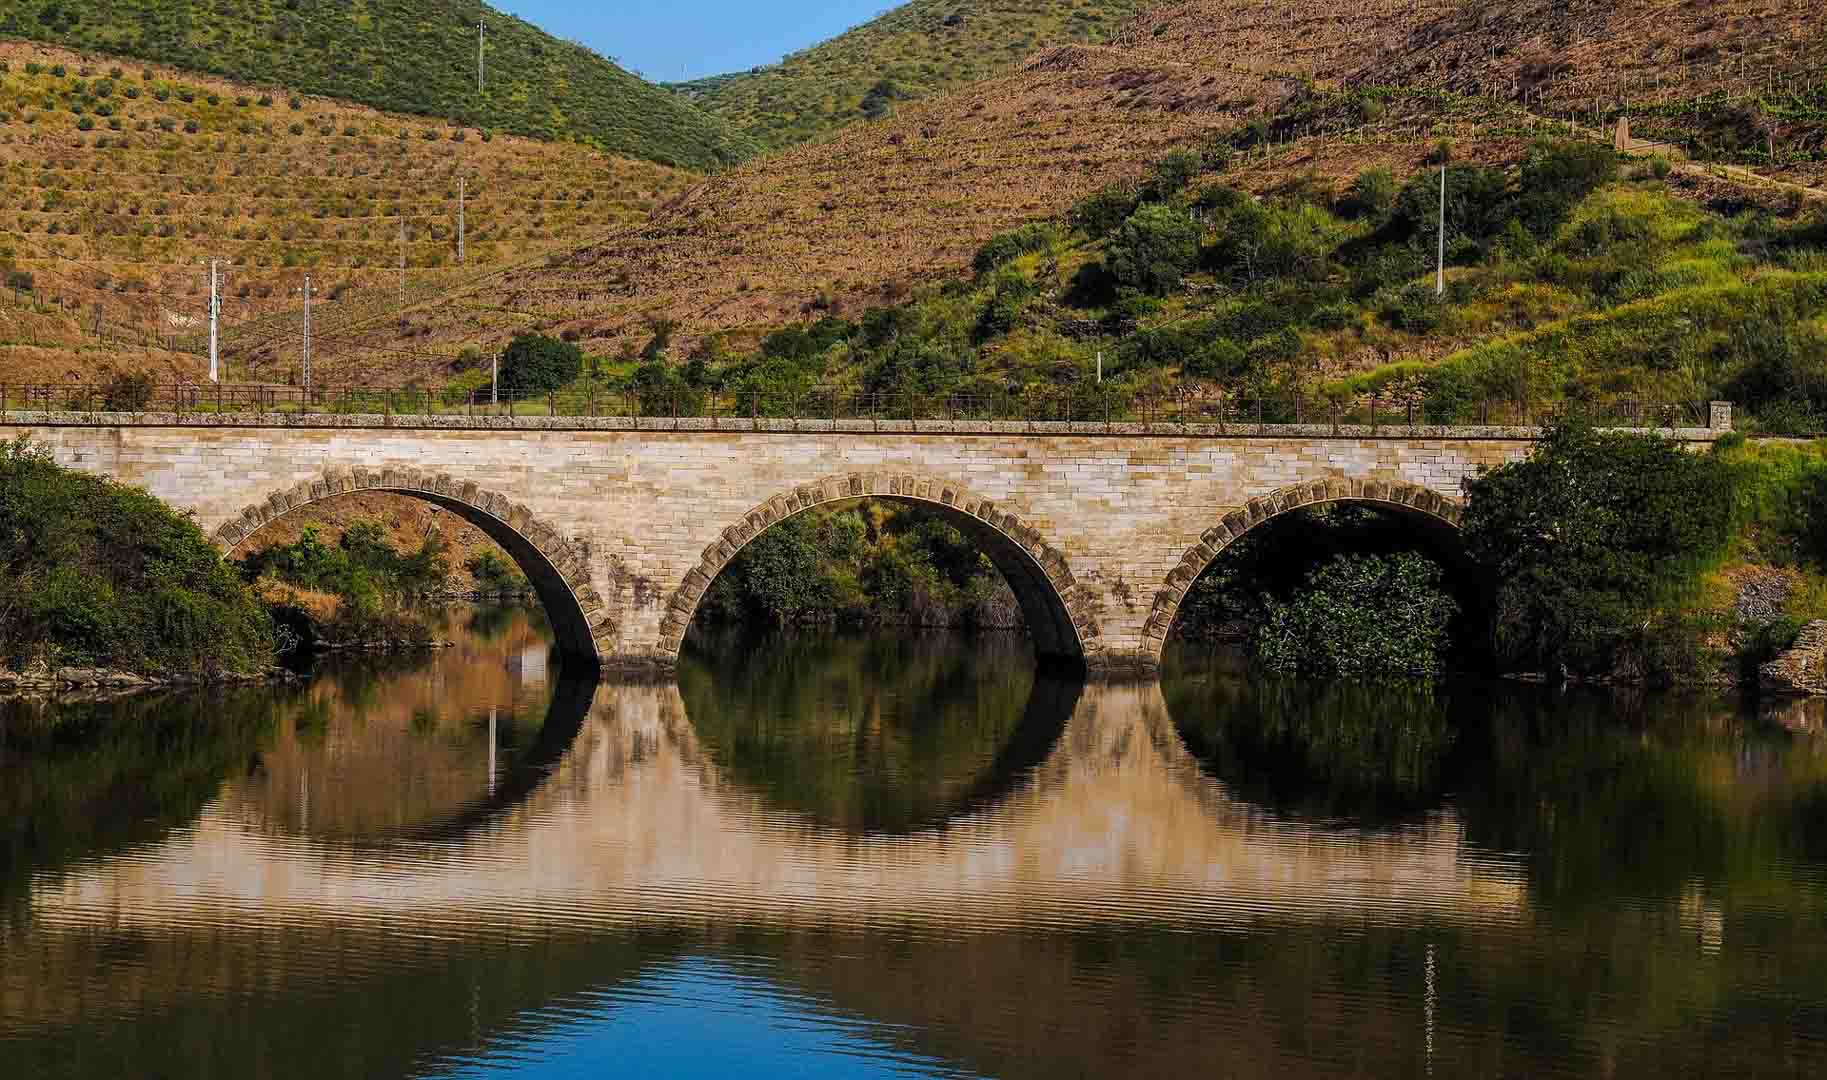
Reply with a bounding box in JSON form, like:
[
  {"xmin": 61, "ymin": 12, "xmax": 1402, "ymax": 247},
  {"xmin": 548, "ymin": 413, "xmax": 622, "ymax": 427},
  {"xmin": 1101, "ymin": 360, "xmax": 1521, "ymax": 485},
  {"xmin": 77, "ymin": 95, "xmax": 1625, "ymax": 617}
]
[{"xmin": 0, "ymin": 382, "xmax": 1717, "ymax": 432}]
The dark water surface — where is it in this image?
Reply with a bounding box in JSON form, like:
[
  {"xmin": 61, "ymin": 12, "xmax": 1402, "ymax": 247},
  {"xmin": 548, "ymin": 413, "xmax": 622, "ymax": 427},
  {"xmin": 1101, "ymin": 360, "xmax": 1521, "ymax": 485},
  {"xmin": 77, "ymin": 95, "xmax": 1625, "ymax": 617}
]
[{"xmin": 4, "ymin": 611, "xmax": 1827, "ymax": 1078}]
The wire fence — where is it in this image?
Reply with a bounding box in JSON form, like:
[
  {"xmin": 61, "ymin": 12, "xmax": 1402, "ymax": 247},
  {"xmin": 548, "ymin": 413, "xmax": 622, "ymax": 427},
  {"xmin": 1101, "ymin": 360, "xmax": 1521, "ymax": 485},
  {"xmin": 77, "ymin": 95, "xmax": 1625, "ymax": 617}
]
[{"xmin": 0, "ymin": 382, "xmax": 1722, "ymax": 432}]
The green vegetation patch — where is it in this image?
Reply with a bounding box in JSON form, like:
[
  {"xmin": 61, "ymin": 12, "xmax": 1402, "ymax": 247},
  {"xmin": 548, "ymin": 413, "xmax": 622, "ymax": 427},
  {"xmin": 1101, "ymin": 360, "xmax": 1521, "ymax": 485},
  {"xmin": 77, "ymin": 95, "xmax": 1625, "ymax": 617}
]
[
  {"xmin": 697, "ymin": 500, "xmax": 1017, "ymax": 631},
  {"xmin": 0, "ymin": 438, "xmax": 274, "ymax": 675}
]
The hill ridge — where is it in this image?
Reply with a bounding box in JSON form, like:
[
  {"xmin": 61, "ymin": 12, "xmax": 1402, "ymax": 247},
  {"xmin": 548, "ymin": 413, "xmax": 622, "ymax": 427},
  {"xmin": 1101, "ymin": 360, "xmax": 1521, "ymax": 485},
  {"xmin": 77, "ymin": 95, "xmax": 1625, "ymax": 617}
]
[
  {"xmin": 679, "ymin": 0, "xmax": 1142, "ymax": 150},
  {"xmin": 0, "ymin": 0, "xmax": 754, "ymax": 169}
]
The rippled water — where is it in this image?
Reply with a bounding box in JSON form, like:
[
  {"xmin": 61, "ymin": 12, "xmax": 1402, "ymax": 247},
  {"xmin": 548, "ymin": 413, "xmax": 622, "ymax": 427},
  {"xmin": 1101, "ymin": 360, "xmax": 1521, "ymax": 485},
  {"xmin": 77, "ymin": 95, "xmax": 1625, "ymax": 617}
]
[{"xmin": 4, "ymin": 611, "xmax": 1827, "ymax": 1077}]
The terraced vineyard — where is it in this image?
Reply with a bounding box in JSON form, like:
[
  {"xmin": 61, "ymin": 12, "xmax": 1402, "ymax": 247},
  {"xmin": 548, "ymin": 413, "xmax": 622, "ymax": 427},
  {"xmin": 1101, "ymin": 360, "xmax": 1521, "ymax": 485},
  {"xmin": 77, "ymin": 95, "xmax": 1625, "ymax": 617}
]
[{"xmin": 0, "ymin": 42, "xmax": 695, "ymax": 383}]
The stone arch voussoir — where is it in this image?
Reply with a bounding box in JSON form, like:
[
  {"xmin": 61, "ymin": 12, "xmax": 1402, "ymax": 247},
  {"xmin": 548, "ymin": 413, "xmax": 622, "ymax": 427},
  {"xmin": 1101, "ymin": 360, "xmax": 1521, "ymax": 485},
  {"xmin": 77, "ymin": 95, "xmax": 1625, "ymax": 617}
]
[
  {"xmin": 656, "ymin": 471, "xmax": 1094, "ymax": 667},
  {"xmin": 209, "ymin": 468, "xmax": 607, "ymax": 666},
  {"xmin": 1140, "ymin": 475, "xmax": 1465, "ymax": 663}
]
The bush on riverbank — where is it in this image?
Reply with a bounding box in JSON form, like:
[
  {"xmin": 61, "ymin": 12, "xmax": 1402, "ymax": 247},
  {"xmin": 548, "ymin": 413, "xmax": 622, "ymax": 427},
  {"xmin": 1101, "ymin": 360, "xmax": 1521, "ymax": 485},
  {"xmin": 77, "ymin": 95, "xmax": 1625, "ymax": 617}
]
[
  {"xmin": 1463, "ymin": 422, "xmax": 1738, "ymax": 680},
  {"xmin": 696, "ymin": 501, "xmax": 1019, "ymax": 630},
  {"xmin": 1254, "ymin": 553, "xmax": 1460, "ymax": 677},
  {"xmin": 0, "ymin": 439, "xmax": 274, "ymax": 676},
  {"xmin": 240, "ymin": 521, "xmax": 451, "ymax": 643},
  {"xmin": 1174, "ymin": 503, "xmax": 1466, "ymax": 676}
]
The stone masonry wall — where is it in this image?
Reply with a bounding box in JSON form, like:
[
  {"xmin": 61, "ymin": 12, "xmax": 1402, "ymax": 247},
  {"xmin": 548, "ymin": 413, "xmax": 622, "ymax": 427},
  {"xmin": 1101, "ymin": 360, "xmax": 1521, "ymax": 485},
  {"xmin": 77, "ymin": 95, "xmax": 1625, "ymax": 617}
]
[{"xmin": 3, "ymin": 415, "xmax": 1723, "ymax": 671}]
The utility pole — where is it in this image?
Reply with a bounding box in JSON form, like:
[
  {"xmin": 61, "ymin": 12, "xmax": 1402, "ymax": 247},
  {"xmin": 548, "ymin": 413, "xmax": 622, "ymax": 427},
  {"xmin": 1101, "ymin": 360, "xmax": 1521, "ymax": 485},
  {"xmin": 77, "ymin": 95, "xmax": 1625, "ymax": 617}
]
[
  {"xmin": 1436, "ymin": 147, "xmax": 1448, "ymax": 298},
  {"xmin": 458, "ymin": 176, "xmax": 465, "ymax": 267},
  {"xmin": 478, "ymin": 20, "xmax": 485, "ymax": 94},
  {"xmin": 208, "ymin": 259, "xmax": 220, "ymax": 383},
  {"xmin": 491, "ymin": 352, "xmax": 499, "ymax": 406},
  {"xmin": 398, "ymin": 214, "xmax": 407, "ymax": 302},
  {"xmin": 300, "ymin": 274, "xmax": 313, "ymax": 394}
]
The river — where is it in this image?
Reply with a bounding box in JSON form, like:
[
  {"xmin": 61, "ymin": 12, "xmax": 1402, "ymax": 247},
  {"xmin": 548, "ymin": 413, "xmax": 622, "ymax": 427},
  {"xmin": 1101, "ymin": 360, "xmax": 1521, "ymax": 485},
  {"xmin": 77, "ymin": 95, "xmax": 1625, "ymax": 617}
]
[{"xmin": 3, "ymin": 609, "xmax": 1826, "ymax": 1077}]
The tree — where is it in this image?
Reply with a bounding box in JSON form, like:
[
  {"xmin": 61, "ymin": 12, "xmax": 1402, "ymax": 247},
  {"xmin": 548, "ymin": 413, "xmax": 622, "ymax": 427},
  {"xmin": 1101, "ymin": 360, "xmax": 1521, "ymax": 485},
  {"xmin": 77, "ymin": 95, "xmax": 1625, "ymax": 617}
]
[
  {"xmin": 497, "ymin": 333, "xmax": 581, "ymax": 393},
  {"xmin": 1460, "ymin": 423, "xmax": 1737, "ymax": 676},
  {"xmin": 1106, "ymin": 204, "xmax": 1201, "ymax": 297}
]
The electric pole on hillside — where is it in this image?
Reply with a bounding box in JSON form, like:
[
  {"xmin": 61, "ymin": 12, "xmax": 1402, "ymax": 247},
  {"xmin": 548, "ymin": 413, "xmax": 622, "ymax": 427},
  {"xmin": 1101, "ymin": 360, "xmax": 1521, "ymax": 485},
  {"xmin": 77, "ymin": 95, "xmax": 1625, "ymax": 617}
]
[
  {"xmin": 207, "ymin": 259, "xmax": 221, "ymax": 383},
  {"xmin": 399, "ymin": 214, "xmax": 407, "ymax": 302},
  {"xmin": 458, "ymin": 176, "xmax": 466, "ymax": 267},
  {"xmin": 299, "ymin": 275, "xmax": 313, "ymax": 395},
  {"xmin": 478, "ymin": 20, "xmax": 486, "ymax": 94},
  {"xmin": 1436, "ymin": 144, "xmax": 1448, "ymax": 298}
]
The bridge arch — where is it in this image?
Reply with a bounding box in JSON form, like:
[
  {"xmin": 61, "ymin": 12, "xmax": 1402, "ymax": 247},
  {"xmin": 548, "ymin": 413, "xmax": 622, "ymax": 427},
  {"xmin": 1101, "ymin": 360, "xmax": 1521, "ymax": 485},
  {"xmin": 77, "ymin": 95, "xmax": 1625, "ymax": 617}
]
[
  {"xmin": 1141, "ymin": 476, "xmax": 1466, "ymax": 665},
  {"xmin": 656, "ymin": 471, "xmax": 1099, "ymax": 669},
  {"xmin": 209, "ymin": 467, "xmax": 611, "ymax": 667}
]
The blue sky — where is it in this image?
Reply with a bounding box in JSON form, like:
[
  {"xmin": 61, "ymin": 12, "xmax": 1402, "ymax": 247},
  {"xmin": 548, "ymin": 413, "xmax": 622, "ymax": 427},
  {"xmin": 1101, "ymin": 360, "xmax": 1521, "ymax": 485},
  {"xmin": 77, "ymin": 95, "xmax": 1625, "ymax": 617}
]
[{"xmin": 495, "ymin": 1, "xmax": 898, "ymax": 82}]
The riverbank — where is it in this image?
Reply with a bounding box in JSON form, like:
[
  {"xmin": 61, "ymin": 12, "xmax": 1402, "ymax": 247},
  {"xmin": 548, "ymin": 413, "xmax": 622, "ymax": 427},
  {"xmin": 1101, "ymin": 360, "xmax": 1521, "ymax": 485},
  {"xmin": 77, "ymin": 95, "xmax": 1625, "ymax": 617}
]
[{"xmin": 0, "ymin": 661, "xmax": 301, "ymax": 699}]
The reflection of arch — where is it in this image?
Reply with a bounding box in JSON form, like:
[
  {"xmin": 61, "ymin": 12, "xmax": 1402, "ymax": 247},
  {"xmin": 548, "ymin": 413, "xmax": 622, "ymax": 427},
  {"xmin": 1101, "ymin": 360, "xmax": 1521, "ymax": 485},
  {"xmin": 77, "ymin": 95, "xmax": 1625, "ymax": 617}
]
[
  {"xmin": 677, "ymin": 636, "xmax": 1082, "ymax": 835},
  {"xmin": 392, "ymin": 674, "xmax": 598, "ymax": 845},
  {"xmin": 1141, "ymin": 476, "xmax": 1466, "ymax": 664},
  {"xmin": 657, "ymin": 472, "xmax": 1099, "ymax": 668},
  {"xmin": 210, "ymin": 468, "xmax": 610, "ymax": 666}
]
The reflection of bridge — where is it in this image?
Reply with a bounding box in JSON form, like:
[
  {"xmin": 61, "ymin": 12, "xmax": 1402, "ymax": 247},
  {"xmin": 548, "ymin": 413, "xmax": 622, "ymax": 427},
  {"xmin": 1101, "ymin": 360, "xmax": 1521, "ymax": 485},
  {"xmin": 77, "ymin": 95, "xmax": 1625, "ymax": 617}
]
[
  {"xmin": 15, "ymin": 680, "xmax": 1528, "ymax": 945},
  {"xmin": 5, "ymin": 410, "xmax": 1729, "ymax": 672}
]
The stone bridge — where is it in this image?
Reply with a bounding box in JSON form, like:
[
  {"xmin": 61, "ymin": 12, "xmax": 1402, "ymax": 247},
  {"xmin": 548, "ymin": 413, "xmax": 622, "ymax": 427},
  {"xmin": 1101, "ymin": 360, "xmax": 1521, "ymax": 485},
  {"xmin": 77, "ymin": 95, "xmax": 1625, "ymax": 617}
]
[{"xmin": 2, "ymin": 409, "xmax": 1727, "ymax": 673}]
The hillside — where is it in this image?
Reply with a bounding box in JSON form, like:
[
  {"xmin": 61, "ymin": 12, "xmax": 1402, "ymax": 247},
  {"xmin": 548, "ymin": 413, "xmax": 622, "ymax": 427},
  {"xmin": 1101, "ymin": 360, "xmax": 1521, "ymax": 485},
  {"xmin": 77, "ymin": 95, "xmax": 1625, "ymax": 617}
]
[
  {"xmin": 0, "ymin": 0, "xmax": 753, "ymax": 169},
  {"xmin": 290, "ymin": 0, "xmax": 1819, "ymax": 371},
  {"xmin": 22, "ymin": 0, "xmax": 1827, "ymax": 396},
  {"xmin": 0, "ymin": 41, "xmax": 695, "ymax": 384},
  {"xmin": 677, "ymin": 0, "xmax": 1140, "ymax": 150}
]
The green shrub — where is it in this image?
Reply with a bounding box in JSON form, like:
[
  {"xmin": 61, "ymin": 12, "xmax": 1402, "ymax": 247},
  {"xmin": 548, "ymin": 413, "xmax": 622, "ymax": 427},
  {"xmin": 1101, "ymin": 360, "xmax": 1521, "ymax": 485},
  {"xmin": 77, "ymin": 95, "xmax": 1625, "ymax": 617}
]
[
  {"xmin": 1184, "ymin": 338, "xmax": 1248, "ymax": 381},
  {"xmin": 1141, "ymin": 149, "xmax": 1201, "ymax": 203},
  {"xmin": 975, "ymin": 267, "xmax": 1039, "ymax": 341},
  {"xmin": 101, "ymin": 370, "xmax": 154, "ymax": 410},
  {"xmin": 465, "ymin": 550, "xmax": 525, "ymax": 594},
  {"xmin": 0, "ymin": 439, "xmax": 273, "ymax": 675},
  {"xmin": 972, "ymin": 222, "xmax": 1059, "ymax": 275},
  {"xmin": 1391, "ymin": 164, "xmax": 1511, "ymax": 251},
  {"xmin": 1379, "ymin": 283, "xmax": 1443, "ymax": 333},
  {"xmin": 1107, "ymin": 204, "xmax": 1201, "ymax": 296},
  {"xmin": 1341, "ymin": 168, "xmax": 1397, "ymax": 220},
  {"xmin": 1515, "ymin": 140, "xmax": 1619, "ymax": 237},
  {"xmin": 1070, "ymin": 184, "xmax": 1137, "ymax": 241},
  {"xmin": 1461, "ymin": 423, "xmax": 1738, "ymax": 677},
  {"xmin": 1205, "ymin": 199, "xmax": 1337, "ymax": 284},
  {"xmin": 497, "ymin": 332, "xmax": 583, "ymax": 393},
  {"xmin": 1253, "ymin": 552, "xmax": 1460, "ymax": 676}
]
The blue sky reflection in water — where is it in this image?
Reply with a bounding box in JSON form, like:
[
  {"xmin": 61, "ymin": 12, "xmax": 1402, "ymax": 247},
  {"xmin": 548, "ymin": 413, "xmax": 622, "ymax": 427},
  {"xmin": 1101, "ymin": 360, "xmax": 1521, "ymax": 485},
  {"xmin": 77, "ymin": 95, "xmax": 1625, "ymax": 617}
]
[{"xmin": 428, "ymin": 957, "xmax": 980, "ymax": 1079}]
